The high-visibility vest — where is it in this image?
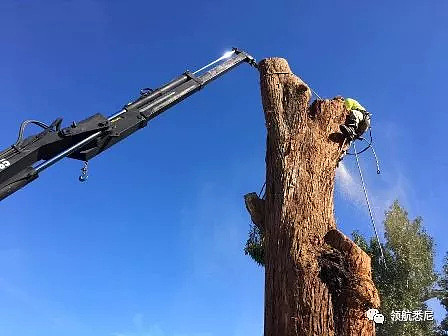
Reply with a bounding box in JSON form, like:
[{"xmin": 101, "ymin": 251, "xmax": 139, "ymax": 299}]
[{"xmin": 344, "ymin": 98, "xmax": 366, "ymax": 112}]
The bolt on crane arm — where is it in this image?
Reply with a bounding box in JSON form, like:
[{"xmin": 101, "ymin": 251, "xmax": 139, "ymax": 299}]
[{"xmin": 0, "ymin": 48, "xmax": 257, "ymax": 201}]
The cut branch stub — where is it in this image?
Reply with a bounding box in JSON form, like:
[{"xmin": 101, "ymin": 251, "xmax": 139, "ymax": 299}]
[{"xmin": 244, "ymin": 192, "xmax": 265, "ymax": 232}]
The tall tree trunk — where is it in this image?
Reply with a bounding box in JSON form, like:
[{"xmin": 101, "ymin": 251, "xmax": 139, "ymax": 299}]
[{"xmin": 254, "ymin": 58, "xmax": 379, "ymax": 336}]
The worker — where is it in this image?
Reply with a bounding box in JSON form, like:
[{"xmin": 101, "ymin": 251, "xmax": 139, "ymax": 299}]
[
  {"xmin": 337, "ymin": 98, "xmax": 372, "ymax": 165},
  {"xmin": 339, "ymin": 98, "xmax": 371, "ymax": 140}
]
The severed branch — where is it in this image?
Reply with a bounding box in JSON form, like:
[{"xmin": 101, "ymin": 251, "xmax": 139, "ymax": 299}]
[{"xmin": 244, "ymin": 192, "xmax": 265, "ymax": 233}]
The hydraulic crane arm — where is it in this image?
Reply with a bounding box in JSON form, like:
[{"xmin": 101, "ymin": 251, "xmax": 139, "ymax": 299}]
[{"xmin": 0, "ymin": 48, "xmax": 257, "ymax": 201}]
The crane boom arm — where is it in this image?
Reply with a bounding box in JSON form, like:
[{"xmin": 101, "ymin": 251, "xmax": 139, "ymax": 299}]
[{"xmin": 0, "ymin": 48, "xmax": 257, "ymax": 201}]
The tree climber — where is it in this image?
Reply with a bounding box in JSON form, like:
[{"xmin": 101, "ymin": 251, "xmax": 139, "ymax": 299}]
[
  {"xmin": 340, "ymin": 98, "xmax": 371, "ymax": 140},
  {"xmin": 337, "ymin": 98, "xmax": 372, "ymax": 164}
]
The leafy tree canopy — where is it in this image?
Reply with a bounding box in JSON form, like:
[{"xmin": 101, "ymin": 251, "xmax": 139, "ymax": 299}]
[{"xmin": 353, "ymin": 201, "xmax": 437, "ymax": 336}]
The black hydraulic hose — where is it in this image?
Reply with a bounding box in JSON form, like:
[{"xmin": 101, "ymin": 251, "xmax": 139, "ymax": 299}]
[{"xmin": 15, "ymin": 120, "xmax": 50, "ymax": 147}]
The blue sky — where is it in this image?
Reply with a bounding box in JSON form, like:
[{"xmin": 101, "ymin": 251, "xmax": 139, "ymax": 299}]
[{"xmin": 0, "ymin": 1, "xmax": 447, "ymax": 335}]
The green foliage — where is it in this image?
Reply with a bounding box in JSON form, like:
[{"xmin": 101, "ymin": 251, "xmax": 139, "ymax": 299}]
[
  {"xmin": 435, "ymin": 253, "xmax": 448, "ymax": 335},
  {"xmin": 244, "ymin": 223, "xmax": 264, "ymax": 266},
  {"xmin": 353, "ymin": 200, "xmax": 437, "ymax": 336},
  {"xmin": 244, "ymin": 200, "xmax": 443, "ymax": 333}
]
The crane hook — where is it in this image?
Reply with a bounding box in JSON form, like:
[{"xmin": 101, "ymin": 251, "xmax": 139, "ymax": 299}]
[{"xmin": 79, "ymin": 161, "xmax": 89, "ymax": 182}]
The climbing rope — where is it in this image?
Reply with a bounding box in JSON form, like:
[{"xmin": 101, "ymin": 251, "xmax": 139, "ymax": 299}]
[
  {"xmin": 310, "ymin": 87, "xmax": 322, "ymax": 100},
  {"xmin": 346, "ymin": 128, "xmax": 381, "ymax": 175},
  {"xmin": 258, "ymin": 181, "xmax": 266, "ymax": 199},
  {"xmin": 353, "ymin": 141, "xmax": 387, "ymax": 267}
]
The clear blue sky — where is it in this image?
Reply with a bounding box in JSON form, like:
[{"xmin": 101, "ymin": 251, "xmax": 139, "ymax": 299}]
[{"xmin": 0, "ymin": 1, "xmax": 447, "ymax": 335}]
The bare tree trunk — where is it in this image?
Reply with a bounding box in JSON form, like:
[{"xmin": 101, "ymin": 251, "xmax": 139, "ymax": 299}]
[{"xmin": 251, "ymin": 58, "xmax": 379, "ymax": 336}]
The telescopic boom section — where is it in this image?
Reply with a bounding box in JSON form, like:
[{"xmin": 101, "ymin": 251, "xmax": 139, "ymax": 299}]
[{"xmin": 0, "ymin": 48, "xmax": 257, "ymax": 201}]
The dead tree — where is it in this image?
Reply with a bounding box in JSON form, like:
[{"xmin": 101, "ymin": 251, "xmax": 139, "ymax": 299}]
[{"xmin": 244, "ymin": 58, "xmax": 379, "ymax": 336}]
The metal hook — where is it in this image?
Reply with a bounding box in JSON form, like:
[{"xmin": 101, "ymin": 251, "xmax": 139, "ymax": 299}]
[{"xmin": 79, "ymin": 161, "xmax": 89, "ymax": 182}]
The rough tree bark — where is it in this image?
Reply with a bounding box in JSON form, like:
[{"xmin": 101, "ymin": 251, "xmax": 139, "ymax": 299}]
[{"xmin": 247, "ymin": 58, "xmax": 380, "ymax": 336}]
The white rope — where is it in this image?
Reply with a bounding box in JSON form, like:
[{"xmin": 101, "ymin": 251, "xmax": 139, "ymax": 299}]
[
  {"xmin": 310, "ymin": 87, "xmax": 322, "ymax": 100},
  {"xmin": 258, "ymin": 181, "xmax": 266, "ymax": 199},
  {"xmin": 353, "ymin": 141, "xmax": 387, "ymax": 267}
]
